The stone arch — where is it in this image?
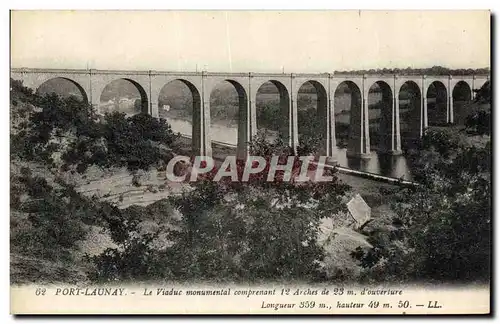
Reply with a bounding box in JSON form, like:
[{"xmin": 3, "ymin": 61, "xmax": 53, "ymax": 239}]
[
  {"xmin": 296, "ymin": 80, "xmax": 328, "ymax": 154},
  {"xmin": 255, "ymin": 80, "xmax": 291, "ymax": 144},
  {"xmin": 36, "ymin": 77, "xmax": 89, "ymax": 103},
  {"xmin": 399, "ymin": 81, "xmax": 422, "ymax": 148},
  {"xmin": 426, "ymin": 81, "xmax": 448, "ymax": 126},
  {"xmin": 208, "ymin": 79, "xmax": 249, "ymax": 158},
  {"xmin": 453, "ymin": 81, "xmax": 473, "ymax": 125},
  {"xmin": 367, "ymin": 81, "xmax": 393, "ymax": 153},
  {"xmin": 99, "ymin": 78, "xmax": 149, "ymax": 116},
  {"xmin": 334, "ymin": 81, "xmax": 364, "ymax": 157},
  {"xmin": 157, "ymin": 79, "xmax": 202, "ymax": 154}
]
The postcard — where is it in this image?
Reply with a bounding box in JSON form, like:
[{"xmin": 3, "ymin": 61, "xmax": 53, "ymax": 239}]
[{"xmin": 10, "ymin": 10, "xmax": 491, "ymax": 314}]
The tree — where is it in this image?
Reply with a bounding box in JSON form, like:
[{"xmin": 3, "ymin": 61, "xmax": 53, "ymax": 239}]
[
  {"xmin": 466, "ymin": 81, "xmax": 491, "ymax": 135},
  {"xmin": 474, "ymin": 81, "xmax": 491, "ymax": 104}
]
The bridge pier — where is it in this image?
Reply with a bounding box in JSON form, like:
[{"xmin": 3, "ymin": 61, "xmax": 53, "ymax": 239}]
[
  {"xmin": 236, "ymin": 92, "xmax": 252, "ymax": 160},
  {"xmin": 248, "ymin": 98, "xmax": 258, "ymax": 154},
  {"xmin": 91, "ymin": 98, "xmax": 100, "ymax": 115},
  {"xmin": 378, "ymin": 92, "xmax": 402, "ymax": 156},
  {"xmin": 362, "ymin": 97, "xmax": 371, "ymax": 156},
  {"xmin": 422, "ymin": 77, "xmax": 428, "ymax": 130},
  {"xmin": 447, "ymin": 76, "xmax": 454, "ymax": 124},
  {"xmin": 448, "ymin": 95, "xmax": 454, "ymax": 124},
  {"xmin": 347, "ymin": 91, "xmax": 371, "ymax": 159},
  {"xmin": 422, "ymin": 94, "xmax": 428, "ymax": 135},
  {"xmin": 150, "ymin": 101, "xmax": 159, "ymax": 118},
  {"xmin": 326, "ymin": 97, "xmax": 337, "ymax": 161},
  {"xmin": 391, "ymin": 95, "xmax": 402, "ymax": 155},
  {"xmin": 419, "ymin": 94, "xmax": 425, "ymax": 137},
  {"xmin": 290, "ymin": 98, "xmax": 299, "ymax": 154},
  {"xmin": 423, "ymin": 96, "xmax": 429, "ymax": 129},
  {"xmin": 199, "ymin": 99, "xmax": 212, "ymax": 157}
]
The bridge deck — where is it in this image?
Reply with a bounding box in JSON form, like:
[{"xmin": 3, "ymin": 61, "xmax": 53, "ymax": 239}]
[{"xmin": 10, "ymin": 67, "xmax": 489, "ymax": 79}]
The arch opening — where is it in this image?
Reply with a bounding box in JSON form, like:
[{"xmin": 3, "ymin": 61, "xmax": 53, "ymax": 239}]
[
  {"xmin": 453, "ymin": 81, "xmax": 473, "ymax": 125},
  {"xmin": 158, "ymin": 79, "xmax": 201, "ymax": 154},
  {"xmin": 368, "ymin": 81, "xmax": 393, "ymax": 153},
  {"xmin": 99, "ymin": 78, "xmax": 148, "ymax": 116},
  {"xmin": 36, "ymin": 77, "xmax": 88, "ymax": 103},
  {"xmin": 256, "ymin": 80, "xmax": 290, "ymax": 144},
  {"xmin": 209, "ymin": 80, "xmax": 248, "ymax": 158},
  {"xmin": 399, "ymin": 81, "xmax": 422, "ymax": 148},
  {"xmin": 334, "ymin": 81, "xmax": 363, "ymax": 155},
  {"xmin": 297, "ymin": 81, "xmax": 328, "ymax": 154},
  {"xmin": 427, "ymin": 81, "xmax": 448, "ymax": 126}
]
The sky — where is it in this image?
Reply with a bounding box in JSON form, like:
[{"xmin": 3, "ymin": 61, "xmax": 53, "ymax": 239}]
[{"xmin": 10, "ymin": 10, "xmax": 491, "ymax": 73}]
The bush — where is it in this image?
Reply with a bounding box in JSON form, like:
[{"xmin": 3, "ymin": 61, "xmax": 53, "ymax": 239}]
[
  {"xmin": 100, "ymin": 112, "xmax": 179, "ymax": 171},
  {"xmin": 10, "ymin": 171, "xmax": 90, "ymax": 261},
  {"xmin": 256, "ymin": 103, "xmax": 282, "ymax": 131},
  {"xmin": 86, "ymin": 230, "xmax": 170, "ymax": 282},
  {"xmin": 353, "ymin": 133, "xmax": 491, "ymax": 283},
  {"xmin": 85, "ymin": 200, "xmax": 172, "ymax": 282},
  {"xmin": 465, "ymin": 110, "xmax": 491, "ymax": 135},
  {"xmin": 473, "ymin": 81, "xmax": 491, "ymax": 104}
]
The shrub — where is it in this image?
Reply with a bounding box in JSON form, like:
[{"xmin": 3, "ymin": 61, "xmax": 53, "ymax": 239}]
[
  {"xmin": 85, "ymin": 230, "xmax": 170, "ymax": 282},
  {"xmin": 85, "ymin": 200, "xmax": 173, "ymax": 282},
  {"xmin": 465, "ymin": 110, "xmax": 491, "ymax": 135},
  {"xmin": 256, "ymin": 103, "xmax": 282, "ymax": 131},
  {"xmin": 10, "ymin": 171, "xmax": 90, "ymax": 262},
  {"xmin": 353, "ymin": 136, "xmax": 491, "ymax": 283}
]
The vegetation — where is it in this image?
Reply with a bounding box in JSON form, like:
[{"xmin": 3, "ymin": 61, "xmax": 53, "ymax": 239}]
[
  {"xmin": 87, "ymin": 132, "xmax": 351, "ymax": 282},
  {"xmin": 256, "ymin": 103, "xmax": 283, "ymax": 131},
  {"xmin": 465, "ymin": 110, "xmax": 491, "ymax": 136},
  {"xmin": 474, "ymin": 81, "xmax": 491, "ymax": 104},
  {"xmin": 335, "ymin": 65, "xmax": 490, "ymax": 76},
  {"xmin": 9, "ymin": 76, "xmax": 492, "ymax": 285},
  {"xmin": 352, "ymin": 84, "xmax": 492, "ymax": 283},
  {"xmin": 11, "ymin": 168, "xmax": 89, "ymax": 262}
]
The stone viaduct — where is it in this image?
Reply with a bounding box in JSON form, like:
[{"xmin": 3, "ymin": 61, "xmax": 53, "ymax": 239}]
[{"xmin": 11, "ymin": 68, "xmax": 489, "ymax": 160}]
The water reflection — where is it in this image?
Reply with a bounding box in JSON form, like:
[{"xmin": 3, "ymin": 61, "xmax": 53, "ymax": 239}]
[{"xmin": 336, "ymin": 148, "xmax": 413, "ymax": 181}]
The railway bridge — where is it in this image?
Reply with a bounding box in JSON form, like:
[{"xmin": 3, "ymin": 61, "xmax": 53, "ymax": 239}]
[{"xmin": 11, "ymin": 68, "xmax": 489, "ymax": 159}]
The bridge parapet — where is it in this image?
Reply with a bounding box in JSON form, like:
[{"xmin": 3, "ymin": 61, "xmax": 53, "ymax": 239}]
[
  {"xmin": 12, "ymin": 67, "xmax": 91, "ymax": 75},
  {"xmin": 11, "ymin": 67, "xmax": 489, "ymax": 81}
]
